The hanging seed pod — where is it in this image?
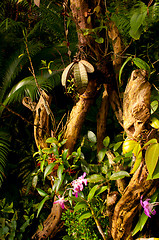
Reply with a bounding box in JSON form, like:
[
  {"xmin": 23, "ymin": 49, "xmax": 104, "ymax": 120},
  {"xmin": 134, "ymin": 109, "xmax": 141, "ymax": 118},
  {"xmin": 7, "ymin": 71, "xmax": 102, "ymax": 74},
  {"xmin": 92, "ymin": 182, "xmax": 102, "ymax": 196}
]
[
  {"xmin": 74, "ymin": 62, "xmax": 88, "ymax": 94},
  {"xmin": 61, "ymin": 62, "xmax": 75, "ymax": 87},
  {"xmin": 80, "ymin": 60, "xmax": 94, "ymax": 73}
]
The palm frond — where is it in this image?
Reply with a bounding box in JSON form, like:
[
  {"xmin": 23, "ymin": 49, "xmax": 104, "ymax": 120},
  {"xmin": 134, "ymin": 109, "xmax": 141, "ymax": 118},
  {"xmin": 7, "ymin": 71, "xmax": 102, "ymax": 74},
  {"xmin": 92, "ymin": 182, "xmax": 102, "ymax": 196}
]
[{"xmin": 0, "ymin": 130, "xmax": 11, "ymax": 187}]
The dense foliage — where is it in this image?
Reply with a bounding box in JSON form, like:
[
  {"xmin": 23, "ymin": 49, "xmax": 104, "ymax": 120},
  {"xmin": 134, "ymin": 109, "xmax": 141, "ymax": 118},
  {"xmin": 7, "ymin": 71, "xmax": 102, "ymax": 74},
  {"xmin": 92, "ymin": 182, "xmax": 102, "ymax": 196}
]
[{"xmin": 0, "ymin": 0, "xmax": 159, "ymax": 239}]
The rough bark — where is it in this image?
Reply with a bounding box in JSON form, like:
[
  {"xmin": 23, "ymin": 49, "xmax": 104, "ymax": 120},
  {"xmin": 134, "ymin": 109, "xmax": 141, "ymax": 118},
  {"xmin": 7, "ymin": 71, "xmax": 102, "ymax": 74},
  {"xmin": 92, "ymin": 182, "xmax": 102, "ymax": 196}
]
[
  {"xmin": 123, "ymin": 69, "xmax": 151, "ymax": 139},
  {"xmin": 111, "ymin": 163, "xmax": 157, "ymax": 240},
  {"xmin": 111, "ymin": 69, "xmax": 154, "ymax": 240},
  {"xmin": 22, "ymin": 91, "xmax": 51, "ymax": 148},
  {"xmin": 108, "ymin": 21, "xmax": 124, "ymax": 82},
  {"xmin": 97, "ymin": 84, "xmax": 109, "ymax": 152},
  {"xmin": 64, "ymin": 78, "xmax": 98, "ymax": 154},
  {"xmin": 32, "ymin": 198, "xmax": 62, "ymax": 240}
]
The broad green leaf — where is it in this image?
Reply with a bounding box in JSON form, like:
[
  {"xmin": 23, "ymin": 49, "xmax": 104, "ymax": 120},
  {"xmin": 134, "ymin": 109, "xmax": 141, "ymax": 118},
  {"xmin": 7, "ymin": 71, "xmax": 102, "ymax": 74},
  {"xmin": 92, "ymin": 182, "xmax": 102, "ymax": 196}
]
[
  {"xmin": 110, "ymin": 171, "xmax": 130, "ymax": 180},
  {"xmin": 46, "ymin": 137, "xmax": 58, "ymax": 144},
  {"xmin": 151, "ymin": 100, "xmax": 158, "ymax": 114},
  {"xmin": 132, "ymin": 210, "xmax": 148, "ymax": 236},
  {"xmin": 150, "ymin": 159, "xmax": 159, "ymax": 179},
  {"xmin": 87, "ymin": 174, "xmax": 105, "ymax": 183},
  {"xmin": 95, "ymin": 186, "xmax": 108, "ymax": 196},
  {"xmin": 62, "ymin": 149, "xmax": 69, "ymax": 162},
  {"xmin": 103, "ymin": 136, "xmax": 110, "ymax": 148},
  {"xmin": 52, "ymin": 143, "xmax": 59, "ymax": 158},
  {"xmin": 74, "ymin": 202, "xmax": 88, "ymax": 213},
  {"xmin": 122, "ymin": 139, "xmax": 138, "ymax": 154},
  {"xmin": 119, "ymin": 57, "xmax": 132, "ymax": 85},
  {"xmin": 36, "ymin": 188, "xmax": 48, "ymax": 197},
  {"xmin": 132, "ymin": 192, "xmax": 159, "ymax": 236},
  {"xmin": 79, "ymin": 211, "xmax": 92, "ymax": 223},
  {"xmin": 150, "ymin": 117, "xmax": 159, "ymax": 129},
  {"xmin": 57, "ymin": 164, "xmax": 64, "ymax": 180},
  {"xmin": 98, "ymin": 148, "xmax": 107, "ymax": 162},
  {"xmin": 145, "ymin": 143, "xmax": 159, "ymax": 177},
  {"xmin": 132, "ymin": 58, "xmax": 150, "ymax": 73},
  {"xmin": 42, "ymin": 147, "xmax": 54, "ymax": 154},
  {"xmin": 37, "ymin": 195, "xmax": 50, "ymax": 217},
  {"xmin": 88, "ymin": 131, "xmax": 97, "ymax": 143},
  {"xmin": 143, "ymin": 138, "xmax": 158, "ymax": 148},
  {"xmin": 130, "ymin": 143, "xmax": 142, "ymax": 174},
  {"xmin": 87, "ymin": 185, "xmax": 99, "ymax": 201},
  {"xmin": 113, "ymin": 141, "xmax": 122, "ymax": 151},
  {"xmin": 44, "ymin": 162, "xmax": 56, "ymax": 179}
]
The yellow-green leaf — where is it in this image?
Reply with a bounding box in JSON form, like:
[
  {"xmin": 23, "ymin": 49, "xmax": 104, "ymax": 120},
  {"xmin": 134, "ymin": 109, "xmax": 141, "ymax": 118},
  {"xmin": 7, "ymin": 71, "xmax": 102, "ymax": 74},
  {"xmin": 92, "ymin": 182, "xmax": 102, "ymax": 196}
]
[
  {"xmin": 150, "ymin": 117, "xmax": 159, "ymax": 129},
  {"xmin": 145, "ymin": 143, "xmax": 159, "ymax": 177},
  {"xmin": 130, "ymin": 143, "xmax": 142, "ymax": 174},
  {"xmin": 122, "ymin": 139, "xmax": 137, "ymax": 154}
]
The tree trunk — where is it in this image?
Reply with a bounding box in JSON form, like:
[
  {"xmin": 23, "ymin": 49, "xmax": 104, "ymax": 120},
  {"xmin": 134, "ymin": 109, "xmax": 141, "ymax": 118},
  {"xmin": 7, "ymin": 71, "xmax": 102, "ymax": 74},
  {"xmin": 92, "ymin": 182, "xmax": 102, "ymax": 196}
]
[{"xmin": 111, "ymin": 69, "xmax": 157, "ymax": 240}]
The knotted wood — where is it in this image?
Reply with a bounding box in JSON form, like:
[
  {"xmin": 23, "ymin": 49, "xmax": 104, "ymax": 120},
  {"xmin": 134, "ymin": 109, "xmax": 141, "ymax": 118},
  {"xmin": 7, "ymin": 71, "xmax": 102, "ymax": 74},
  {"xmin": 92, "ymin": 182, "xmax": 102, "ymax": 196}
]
[{"xmin": 111, "ymin": 69, "xmax": 156, "ymax": 240}]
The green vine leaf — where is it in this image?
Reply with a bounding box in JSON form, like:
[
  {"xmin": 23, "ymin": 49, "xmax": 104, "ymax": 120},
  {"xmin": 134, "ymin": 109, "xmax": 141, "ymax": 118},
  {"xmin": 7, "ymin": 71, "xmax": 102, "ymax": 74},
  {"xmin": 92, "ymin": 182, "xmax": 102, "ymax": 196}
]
[
  {"xmin": 110, "ymin": 171, "xmax": 130, "ymax": 180},
  {"xmin": 145, "ymin": 143, "xmax": 159, "ymax": 177},
  {"xmin": 79, "ymin": 211, "xmax": 92, "ymax": 223}
]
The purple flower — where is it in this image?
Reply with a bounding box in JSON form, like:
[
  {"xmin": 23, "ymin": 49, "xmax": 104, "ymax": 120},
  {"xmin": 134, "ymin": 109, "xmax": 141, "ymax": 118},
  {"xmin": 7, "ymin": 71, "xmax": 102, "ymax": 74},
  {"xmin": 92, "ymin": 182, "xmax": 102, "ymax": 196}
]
[
  {"xmin": 53, "ymin": 195, "xmax": 66, "ymax": 209},
  {"xmin": 71, "ymin": 172, "xmax": 87, "ymax": 198},
  {"xmin": 140, "ymin": 196, "xmax": 159, "ymax": 218}
]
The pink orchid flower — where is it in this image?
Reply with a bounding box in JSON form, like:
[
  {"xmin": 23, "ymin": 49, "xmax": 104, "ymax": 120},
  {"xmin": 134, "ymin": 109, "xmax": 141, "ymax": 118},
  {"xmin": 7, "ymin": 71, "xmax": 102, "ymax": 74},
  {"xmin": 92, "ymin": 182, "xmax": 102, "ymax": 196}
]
[
  {"xmin": 53, "ymin": 195, "xmax": 66, "ymax": 209},
  {"xmin": 71, "ymin": 172, "xmax": 87, "ymax": 198},
  {"xmin": 140, "ymin": 195, "xmax": 159, "ymax": 218}
]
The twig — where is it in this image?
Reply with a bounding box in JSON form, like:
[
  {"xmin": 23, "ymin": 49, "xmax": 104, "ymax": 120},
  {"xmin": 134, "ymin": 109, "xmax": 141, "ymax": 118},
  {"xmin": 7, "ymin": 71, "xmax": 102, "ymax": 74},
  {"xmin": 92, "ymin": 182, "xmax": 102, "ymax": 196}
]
[
  {"xmin": 0, "ymin": 103, "xmax": 43, "ymax": 130},
  {"xmin": 23, "ymin": 30, "xmax": 56, "ymax": 132}
]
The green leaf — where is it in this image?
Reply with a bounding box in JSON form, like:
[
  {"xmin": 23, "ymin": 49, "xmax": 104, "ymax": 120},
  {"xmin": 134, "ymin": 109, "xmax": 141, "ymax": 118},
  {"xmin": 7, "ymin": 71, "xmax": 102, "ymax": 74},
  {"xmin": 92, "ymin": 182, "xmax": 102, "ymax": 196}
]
[
  {"xmin": 150, "ymin": 117, "xmax": 159, "ymax": 129},
  {"xmin": 42, "ymin": 147, "xmax": 54, "ymax": 154},
  {"xmin": 150, "ymin": 159, "xmax": 159, "ymax": 179},
  {"xmin": 145, "ymin": 143, "xmax": 159, "ymax": 177},
  {"xmin": 46, "ymin": 137, "xmax": 58, "ymax": 144},
  {"xmin": 130, "ymin": 143, "xmax": 142, "ymax": 174},
  {"xmin": 132, "ymin": 210, "xmax": 148, "ymax": 236},
  {"xmin": 132, "ymin": 191, "xmax": 159, "ymax": 236},
  {"xmin": 36, "ymin": 188, "xmax": 48, "ymax": 197},
  {"xmin": 74, "ymin": 202, "xmax": 88, "ymax": 213},
  {"xmin": 129, "ymin": 4, "xmax": 147, "ymax": 40},
  {"xmin": 113, "ymin": 141, "xmax": 122, "ymax": 151},
  {"xmin": 79, "ymin": 211, "xmax": 92, "ymax": 223},
  {"xmin": 132, "ymin": 58, "xmax": 150, "ymax": 73},
  {"xmin": 95, "ymin": 186, "xmax": 108, "ymax": 196},
  {"xmin": 40, "ymin": 160, "xmax": 45, "ymax": 172},
  {"xmin": 87, "ymin": 131, "xmax": 97, "ymax": 143},
  {"xmin": 57, "ymin": 164, "xmax": 64, "ymax": 180},
  {"xmin": 37, "ymin": 195, "xmax": 50, "ymax": 217},
  {"xmin": 143, "ymin": 138, "xmax": 158, "ymax": 148},
  {"xmin": 97, "ymin": 148, "xmax": 107, "ymax": 163},
  {"xmin": 87, "ymin": 184, "xmax": 99, "ymax": 201},
  {"xmin": 44, "ymin": 162, "xmax": 56, "ymax": 179},
  {"xmin": 87, "ymin": 174, "xmax": 105, "ymax": 183},
  {"xmin": 103, "ymin": 136, "xmax": 110, "ymax": 148},
  {"xmin": 95, "ymin": 37, "xmax": 104, "ymax": 43},
  {"xmin": 151, "ymin": 100, "xmax": 158, "ymax": 114},
  {"xmin": 110, "ymin": 171, "xmax": 130, "ymax": 180},
  {"xmin": 62, "ymin": 149, "xmax": 69, "ymax": 162},
  {"xmin": 52, "ymin": 143, "xmax": 59, "ymax": 158},
  {"xmin": 119, "ymin": 56, "xmax": 132, "ymax": 85}
]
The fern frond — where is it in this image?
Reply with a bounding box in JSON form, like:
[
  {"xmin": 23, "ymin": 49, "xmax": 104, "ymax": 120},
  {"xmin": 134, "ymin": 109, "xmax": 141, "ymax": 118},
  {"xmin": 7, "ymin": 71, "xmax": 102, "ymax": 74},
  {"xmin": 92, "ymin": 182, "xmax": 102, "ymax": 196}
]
[{"xmin": 0, "ymin": 130, "xmax": 11, "ymax": 187}]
